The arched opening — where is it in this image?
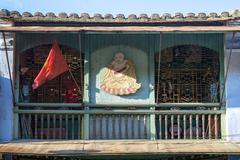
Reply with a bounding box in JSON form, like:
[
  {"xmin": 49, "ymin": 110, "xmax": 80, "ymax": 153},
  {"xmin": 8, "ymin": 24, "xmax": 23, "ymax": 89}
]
[
  {"xmin": 155, "ymin": 44, "xmax": 220, "ymax": 104},
  {"xmin": 19, "ymin": 44, "xmax": 84, "ymax": 104}
]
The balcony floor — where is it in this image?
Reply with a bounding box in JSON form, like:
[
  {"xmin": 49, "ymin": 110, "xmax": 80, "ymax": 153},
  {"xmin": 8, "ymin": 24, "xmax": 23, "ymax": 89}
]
[{"xmin": 0, "ymin": 140, "xmax": 240, "ymax": 157}]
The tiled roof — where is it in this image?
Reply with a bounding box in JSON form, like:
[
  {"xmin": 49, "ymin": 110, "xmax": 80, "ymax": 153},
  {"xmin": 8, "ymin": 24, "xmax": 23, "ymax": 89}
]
[{"xmin": 0, "ymin": 9, "xmax": 240, "ymax": 23}]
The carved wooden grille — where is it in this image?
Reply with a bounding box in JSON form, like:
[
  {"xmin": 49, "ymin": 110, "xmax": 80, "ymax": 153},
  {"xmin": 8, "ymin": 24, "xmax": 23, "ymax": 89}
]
[
  {"xmin": 19, "ymin": 44, "xmax": 83, "ymax": 103},
  {"xmin": 155, "ymin": 45, "xmax": 220, "ymax": 103}
]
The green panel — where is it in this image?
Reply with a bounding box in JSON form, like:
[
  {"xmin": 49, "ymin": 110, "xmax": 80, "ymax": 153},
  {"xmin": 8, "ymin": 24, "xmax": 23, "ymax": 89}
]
[
  {"xmin": 86, "ymin": 33, "xmax": 224, "ymax": 105},
  {"xmin": 148, "ymin": 34, "xmax": 156, "ymax": 105},
  {"xmin": 83, "ymin": 32, "xmax": 90, "ymax": 103},
  {"xmin": 88, "ymin": 34, "xmax": 156, "ymax": 104},
  {"xmin": 16, "ymin": 33, "xmax": 79, "ymax": 53},
  {"xmin": 155, "ymin": 33, "xmax": 224, "ymax": 53},
  {"xmin": 87, "ymin": 34, "xmax": 153, "ymax": 53},
  {"xmin": 89, "ymin": 114, "xmax": 151, "ymax": 139},
  {"xmin": 219, "ymin": 33, "xmax": 226, "ymax": 107},
  {"xmin": 14, "ymin": 34, "xmax": 20, "ymax": 139},
  {"xmin": 16, "ymin": 33, "xmax": 224, "ymax": 106},
  {"xmin": 150, "ymin": 107, "xmax": 156, "ymax": 140},
  {"xmin": 14, "ymin": 32, "xmax": 225, "ymax": 140}
]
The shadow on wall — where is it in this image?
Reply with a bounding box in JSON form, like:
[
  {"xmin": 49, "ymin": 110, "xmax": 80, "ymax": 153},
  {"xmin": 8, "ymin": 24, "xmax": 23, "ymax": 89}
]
[
  {"xmin": 226, "ymin": 51, "xmax": 240, "ymax": 108},
  {"xmin": 0, "ymin": 75, "xmax": 13, "ymax": 141},
  {"xmin": 226, "ymin": 32, "xmax": 240, "ymax": 49}
]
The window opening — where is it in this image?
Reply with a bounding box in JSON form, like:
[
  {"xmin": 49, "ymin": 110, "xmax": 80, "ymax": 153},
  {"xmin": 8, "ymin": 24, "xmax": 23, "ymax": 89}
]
[
  {"xmin": 155, "ymin": 45, "xmax": 220, "ymax": 103},
  {"xmin": 19, "ymin": 44, "xmax": 84, "ymax": 104}
]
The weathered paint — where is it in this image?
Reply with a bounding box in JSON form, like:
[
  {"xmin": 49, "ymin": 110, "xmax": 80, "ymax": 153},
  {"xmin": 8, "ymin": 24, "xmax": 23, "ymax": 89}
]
[
  {"xmin": 91, "ymin": 45, "xmax": 150, "ymax": 104},
  {"xmin": 225, "ymin": 48, "xmax": 240, "ymax": 142},
  {"xmin": 16, "ymin": 33, "xmax": 79, "ymax": 53},
  {"xmin": 0, "ymin": 140, "xmax": 239, "ymax": 155},
  {"xmin": 159, "ymin": 33, "xmax": 224, "ymax": 52},
  {"xmin": 13, "ymin": 21, "xmax": 225, "ymax": 27},
  {"xmin": 229, "ymin": 155, "xmax": 240, "ymax": 160},
  {"xmin": 88, "ymin": 114, "xmax": 150, "ymax": 139},
  {"xmin": 88, "ymin": 33, "xmax": 223, "ymax": 105},
  {"xmin": 2, "ymin": 25, "xmax": 240, "ymax": 32},
  {"xmin": 0, "ymin": 32, "xmax": 14, "ymax": 141},
  {"xmin": 86, "ymin": 33, "xmax": 223, "ymax": 139},
  {"xmin": 0, "ymin": 31, "xmax": 225, "ymax": 141},
  {"xmin": 88, "ymin": 34, "xmax": 155, "ymax": 104}
]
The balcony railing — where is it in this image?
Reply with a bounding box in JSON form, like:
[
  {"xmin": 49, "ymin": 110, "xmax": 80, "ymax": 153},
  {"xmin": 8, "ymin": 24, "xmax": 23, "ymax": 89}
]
[
  {"xmin": 156, "ymin": 111, "xmax": 221, "ymax": 140},
  {"xmin": 14, "ymin": 103, "xmax": 224, "ymax": 141},
  {"xmin": 18, "ymin": 112, "xmax": 83, "ymax": 139}
]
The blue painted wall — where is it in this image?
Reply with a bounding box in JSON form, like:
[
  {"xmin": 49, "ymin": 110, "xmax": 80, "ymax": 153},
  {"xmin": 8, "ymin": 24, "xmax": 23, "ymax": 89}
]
[
  {"xmin": 226, "ymin": 49, "xmax": 240, "ymax": 142},
  {"xmin": 228, "ymin": 155, "xmax": 240, "ymax": 160},
  {"xmin": 0, "ymin": 32, "xmax": 14, "ymax": 141}
]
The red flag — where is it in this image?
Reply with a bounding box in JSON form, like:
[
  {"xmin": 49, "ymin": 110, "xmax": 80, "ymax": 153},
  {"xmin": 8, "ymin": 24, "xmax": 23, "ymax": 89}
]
[{"xmin": 32, "ymin": 40, "xmax": 69, "ymax": 89}]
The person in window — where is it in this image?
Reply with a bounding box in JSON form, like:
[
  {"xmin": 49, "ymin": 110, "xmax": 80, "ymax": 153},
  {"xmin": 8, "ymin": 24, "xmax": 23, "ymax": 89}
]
[
  {"xmin": 20, "ymin": 66, "xmax": 31, "ymax": 102},
  {"xmin": 64, "ymin": 76, "xmax": 79, "ymax": 103},
  {"xmin": 203, "ymin": 67, "xmax": 218, "ymax": 102}
]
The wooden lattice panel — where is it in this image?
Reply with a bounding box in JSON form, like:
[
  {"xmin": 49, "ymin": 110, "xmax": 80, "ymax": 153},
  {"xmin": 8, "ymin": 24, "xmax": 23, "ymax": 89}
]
[
  {"xmin": 155, "ymin": 45, "xmax": 219, "ymax": 103},
  {"xmin": 20, "ymin": 44, "xmax": 83, "ymax": 103}
]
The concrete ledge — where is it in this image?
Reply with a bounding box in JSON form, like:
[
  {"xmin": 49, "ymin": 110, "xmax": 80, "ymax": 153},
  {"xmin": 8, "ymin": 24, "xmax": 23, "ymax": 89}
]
[{"xmin": 0, "ymin": 140, "xmax": 240, "ymax": 156}]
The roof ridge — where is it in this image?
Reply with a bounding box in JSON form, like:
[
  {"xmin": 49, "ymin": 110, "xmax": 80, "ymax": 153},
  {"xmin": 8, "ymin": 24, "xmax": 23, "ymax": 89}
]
[{"xmin": 0, "ymin": 9, "xmax": 240, "ymax": 22}]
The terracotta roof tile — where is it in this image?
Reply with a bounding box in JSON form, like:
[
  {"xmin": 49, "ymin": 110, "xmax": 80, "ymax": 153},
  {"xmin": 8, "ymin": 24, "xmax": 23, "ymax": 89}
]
[{"xmin": 0, "ymin": 9, "xmax": 239, "ymax": 23}]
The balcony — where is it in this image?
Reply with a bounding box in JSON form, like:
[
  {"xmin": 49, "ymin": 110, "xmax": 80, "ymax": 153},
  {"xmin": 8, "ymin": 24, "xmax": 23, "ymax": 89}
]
[
  {"xmin": 1, "ymin": 103, "xmax": 240, "ymax": 157},
  {"xmin": 15, "ymin": 103, "xmax": 223, "ymax": 141}
]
